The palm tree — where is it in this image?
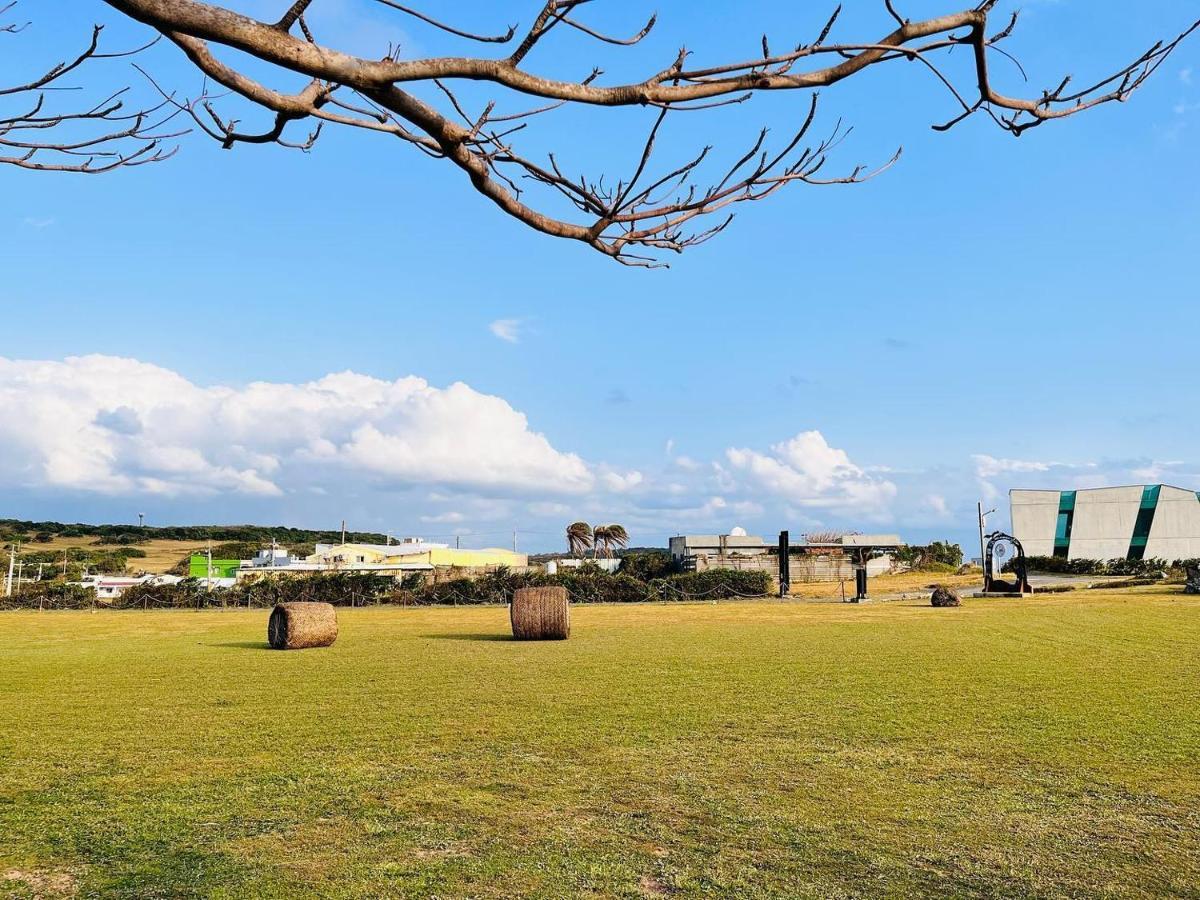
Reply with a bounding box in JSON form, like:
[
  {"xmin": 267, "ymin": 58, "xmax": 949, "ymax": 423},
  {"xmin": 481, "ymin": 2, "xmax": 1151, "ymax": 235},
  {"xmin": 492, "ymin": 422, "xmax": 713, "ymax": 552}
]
[
  {"xmin": 592, "ymin": 524, "xmax": 629, "ymax": 559},
  {"xmin": 565, "ymin": 522, "xmax": 593, "ymax": 558}
]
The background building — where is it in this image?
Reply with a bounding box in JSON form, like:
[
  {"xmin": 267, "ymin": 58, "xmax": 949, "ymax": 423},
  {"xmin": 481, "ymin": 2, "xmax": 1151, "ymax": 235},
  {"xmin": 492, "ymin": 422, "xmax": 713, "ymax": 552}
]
[
  {"xmin": 229, "ymin": 539, "xmax": 528, "ymax": 582},
  {"xmin": 1011, "ymin": 485, "xmax": 1200, "ymax": 561},
  {"xmin": 669, "ymin": 532, "xmax": 902, "ymax": 580}
]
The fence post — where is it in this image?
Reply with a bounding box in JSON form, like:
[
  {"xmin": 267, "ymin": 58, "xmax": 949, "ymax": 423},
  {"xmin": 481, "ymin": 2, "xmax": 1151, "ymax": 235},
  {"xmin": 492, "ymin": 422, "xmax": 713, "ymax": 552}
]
[{"xmin": 778, "ymin": 531, "xmax": 790, "ymax": 598}]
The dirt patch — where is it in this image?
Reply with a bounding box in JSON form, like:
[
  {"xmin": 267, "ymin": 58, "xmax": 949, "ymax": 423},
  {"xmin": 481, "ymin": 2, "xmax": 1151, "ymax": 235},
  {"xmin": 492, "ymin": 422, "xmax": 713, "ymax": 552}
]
[
  {"xmin": 638, "ymin": 874, "xmax": 672, "ymax": 897},
  {"xmin": 3, "ymin": 868, "xmax": 78, "ymax": 898}
]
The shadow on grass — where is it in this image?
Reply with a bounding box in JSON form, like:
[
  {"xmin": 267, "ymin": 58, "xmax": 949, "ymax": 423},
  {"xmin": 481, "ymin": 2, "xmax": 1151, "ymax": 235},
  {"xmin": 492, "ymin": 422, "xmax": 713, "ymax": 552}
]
[
  {"xmin": 422, "ymin": 633, "xmax": 513, "ymax": 642},
  {"xmin": 207, "ymin": 640, "xmax": 272, "ymax": 650}
]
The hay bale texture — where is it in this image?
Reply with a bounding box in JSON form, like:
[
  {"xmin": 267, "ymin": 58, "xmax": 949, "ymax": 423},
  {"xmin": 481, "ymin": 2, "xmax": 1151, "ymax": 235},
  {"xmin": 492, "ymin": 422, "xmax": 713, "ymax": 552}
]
[
  {"xmin": 510, "ymin": 586, "xmax": 570, "ymax": 640},
  {"xmin": 930, "ymin": 586, "xmax": 962, "ymax": 608},
  {"xmin": 268, "ymin": 602, "xmax": 338, "ymax": 650}
]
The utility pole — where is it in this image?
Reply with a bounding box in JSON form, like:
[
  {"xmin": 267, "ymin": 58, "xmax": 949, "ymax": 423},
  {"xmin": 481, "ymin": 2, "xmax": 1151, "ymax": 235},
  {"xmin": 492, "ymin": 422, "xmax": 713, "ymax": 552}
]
[
  {"xmin": 512, "ymin": 530, "xmax": 518, "ymax": 553},
  {"xmin": 15, "ymin": 560, "xmax": 24, "ymax": 593},
  {"xmin": 5, "ymin": 542, "xmax": 17, "ymax": 598},
  {"xmin": 138, "ymin": 512, "xmax": 145, "ymax": 528},
  {"xmin": 206, "ymin": 542, "xmax": 213, "ymax": 594},
  {"xmin": 341, "ymin": 519, "xmax": 347, "ymax": 546},
  {"xmin": 978, "ymin": 502, "xmax": 996, "ymax": 586},
  {"xmin": 455, "ymin": 535, "xmax": 460, "ymax": 550}
]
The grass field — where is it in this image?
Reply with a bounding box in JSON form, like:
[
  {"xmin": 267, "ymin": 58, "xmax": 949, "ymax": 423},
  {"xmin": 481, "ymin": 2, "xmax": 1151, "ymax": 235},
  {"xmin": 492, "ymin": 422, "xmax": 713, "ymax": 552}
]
[
  {"xmin": 18, "ymin": 537, "xmax": 201, "ymax": 574},
  {"xmin": 2, "ymin": 590, "xmax": 1198, "ymax": 898}
]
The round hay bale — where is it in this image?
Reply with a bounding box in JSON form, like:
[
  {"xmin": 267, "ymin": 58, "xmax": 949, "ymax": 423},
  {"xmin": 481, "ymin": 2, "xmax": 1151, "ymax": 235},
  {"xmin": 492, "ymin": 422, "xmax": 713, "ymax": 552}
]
[
  {"xmin": 930, "ymin": 585, "xmax": 962, "ymax": 608},
  {"xmin": 510, "ymin": 586, "xmax": 570, "ymax": 640},
  {"xmin": 268, "ymin": 602, "xmax": 338, "ymax": 650}
]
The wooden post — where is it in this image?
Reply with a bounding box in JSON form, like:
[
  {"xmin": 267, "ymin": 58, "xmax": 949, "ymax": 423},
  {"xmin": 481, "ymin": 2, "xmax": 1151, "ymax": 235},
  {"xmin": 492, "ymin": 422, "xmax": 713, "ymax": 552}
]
[{"xmin": 778, "ymin": 530, "xmax": 790, "ymax": 598}]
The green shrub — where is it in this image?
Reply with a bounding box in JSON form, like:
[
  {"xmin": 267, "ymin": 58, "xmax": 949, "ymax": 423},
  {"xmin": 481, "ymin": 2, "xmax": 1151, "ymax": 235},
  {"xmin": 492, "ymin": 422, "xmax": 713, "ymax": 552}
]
[
  {"xmin": 896, "ymin": 541, "xmax": 963, "ymax": 570},
  {"xmin": 654, "ymin": 569, "xmax": 772, "ymax": 600},
  {"xmin": 618, "ymin": 550, "xmax": 681, "ymax": 581},
  {"xmin": 1, "ymin": 583, "xmax": 95, "ymax": 610},
  {"xmin": 1016, "ymin": 556, "xmax": 1168, "ymax": 577}
]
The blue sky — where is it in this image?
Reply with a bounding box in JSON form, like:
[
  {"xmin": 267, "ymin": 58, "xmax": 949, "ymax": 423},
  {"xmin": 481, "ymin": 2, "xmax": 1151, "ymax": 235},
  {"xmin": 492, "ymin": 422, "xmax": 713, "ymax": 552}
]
[{"xmin": 2, "ymin": 0, "xmax": 1199, "ymax": 552}]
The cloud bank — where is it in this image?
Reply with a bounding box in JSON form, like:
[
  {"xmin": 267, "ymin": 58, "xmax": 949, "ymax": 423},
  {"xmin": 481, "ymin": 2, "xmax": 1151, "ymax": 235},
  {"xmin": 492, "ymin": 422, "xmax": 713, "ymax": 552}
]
[
  {"xmin": 0, "ymin": 355, "xmax": 591, "ymax": 499},
  {"xmin": 7, "ymin": 354, "xmax": 1183, "ymax": 549}
]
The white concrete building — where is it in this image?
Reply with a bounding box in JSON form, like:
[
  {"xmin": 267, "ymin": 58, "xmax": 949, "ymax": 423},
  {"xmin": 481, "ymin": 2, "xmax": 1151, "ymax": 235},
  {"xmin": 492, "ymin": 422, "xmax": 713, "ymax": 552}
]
[
  {"xmin": 669, "ymin": 531, "xmax": 901, "ymax": 578},
  {"xmin": 1011, "ymin": 484, "xmax": 1200, "ymax": 562},
  {"xmin": 78, "ymin": 573, "xmax": 184, "ymax": 601}
]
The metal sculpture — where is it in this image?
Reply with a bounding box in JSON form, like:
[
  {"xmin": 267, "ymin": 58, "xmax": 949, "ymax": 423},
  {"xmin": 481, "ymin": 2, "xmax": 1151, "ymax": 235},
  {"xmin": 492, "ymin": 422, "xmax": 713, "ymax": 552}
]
[{"xmin": 984, "ymin": 532, "xmax": 1031, "ymax": 594}]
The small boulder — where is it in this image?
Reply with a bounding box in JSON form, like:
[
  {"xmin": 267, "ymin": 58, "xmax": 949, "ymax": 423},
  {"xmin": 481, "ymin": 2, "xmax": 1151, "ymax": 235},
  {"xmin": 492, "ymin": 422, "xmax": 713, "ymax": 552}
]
[{"xmin": 930, "ymin": 585, "xmax": 961, "ymax": 608}]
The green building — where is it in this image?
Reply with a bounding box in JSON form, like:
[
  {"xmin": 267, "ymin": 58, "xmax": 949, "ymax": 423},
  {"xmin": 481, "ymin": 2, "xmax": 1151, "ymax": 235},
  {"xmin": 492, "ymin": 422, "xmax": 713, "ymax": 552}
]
[{"xmin": 188, "ymin": 555, "xmax": 242, "ymax": 579}]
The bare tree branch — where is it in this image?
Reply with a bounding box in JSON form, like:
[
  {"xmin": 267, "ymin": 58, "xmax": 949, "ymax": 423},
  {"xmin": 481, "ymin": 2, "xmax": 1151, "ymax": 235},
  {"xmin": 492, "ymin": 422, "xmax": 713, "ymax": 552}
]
[
  {"xmin": 36, "ymin": 0, "xmax": 1199, "ymax": 258},
  {"xmin": 0, "ymin": 4, "xmax": 182, "ymax": 173}
]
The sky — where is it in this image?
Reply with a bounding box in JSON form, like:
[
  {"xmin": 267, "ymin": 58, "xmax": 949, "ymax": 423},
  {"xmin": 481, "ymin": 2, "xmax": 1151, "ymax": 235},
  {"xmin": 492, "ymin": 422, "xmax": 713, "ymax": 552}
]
[{"xmin": 2, "ymin": 0, "xmax": 1199, "ymax": 554}]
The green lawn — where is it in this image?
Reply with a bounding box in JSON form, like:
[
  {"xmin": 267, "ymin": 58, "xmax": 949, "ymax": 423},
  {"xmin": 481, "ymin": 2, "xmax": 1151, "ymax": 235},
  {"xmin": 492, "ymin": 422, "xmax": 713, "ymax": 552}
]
[{"xmin": 2, "ymin": 591, "xmax": 1199, "ymax": 898}]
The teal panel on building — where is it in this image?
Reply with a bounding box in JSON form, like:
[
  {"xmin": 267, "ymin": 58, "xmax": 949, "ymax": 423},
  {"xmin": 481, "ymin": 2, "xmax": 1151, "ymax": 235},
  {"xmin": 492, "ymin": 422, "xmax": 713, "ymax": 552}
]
[
  {"xmin": 1127, "ymin": 485, "xmax": 1161, "ymax": 560},
  {"xmin": 1053, "ymin": 491, "xmax": 1076, "ymax": 559}
]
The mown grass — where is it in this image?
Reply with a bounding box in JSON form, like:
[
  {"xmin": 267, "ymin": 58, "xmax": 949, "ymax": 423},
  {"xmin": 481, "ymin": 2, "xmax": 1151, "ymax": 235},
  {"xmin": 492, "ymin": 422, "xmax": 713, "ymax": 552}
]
[{"xmin": 2, "ymin": 590, "xmax": 1198, "ymax": 898}]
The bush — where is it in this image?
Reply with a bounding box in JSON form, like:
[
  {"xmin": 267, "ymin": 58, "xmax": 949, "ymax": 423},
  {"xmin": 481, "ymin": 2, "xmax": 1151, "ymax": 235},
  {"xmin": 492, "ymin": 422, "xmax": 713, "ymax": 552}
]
[
  {"xmin": 1, "ymin": 583, "xmax": 95, "ymax": 610},
  {"xmin": 618, "ymin": 550, "xmax": 680, "ymax": 581},
  {"xmin": 233, "ymin": 572, "xmax": 399, "ymax": 607},
  {"xmin": 109, "ymin": 533, "xmax": 149, "ymax": 545},
  {"xmin": 896, "ymin": 541, "xmax": 964, "ymax": 570},
  {"xmin": 1016, "ymin": 556, "xmax": 1168, "ymax": 577},
  {"xmin": 654, "ymin": 569, "xmax": 773, "ymax": 600},
  {"xmin": 116, "ymin": 580, "xmax": 210, "ymax": 609},
  {"xmin": 559, "ymin": 572, "xmax": 653, "ymax": 604}
]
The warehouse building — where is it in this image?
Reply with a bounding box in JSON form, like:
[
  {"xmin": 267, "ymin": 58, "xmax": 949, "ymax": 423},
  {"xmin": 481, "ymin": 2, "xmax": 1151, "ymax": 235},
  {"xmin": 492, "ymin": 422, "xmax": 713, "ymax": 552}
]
[{"xmin": 1011, "ymin": 485, "xmax": 1200, "ymax": 561}]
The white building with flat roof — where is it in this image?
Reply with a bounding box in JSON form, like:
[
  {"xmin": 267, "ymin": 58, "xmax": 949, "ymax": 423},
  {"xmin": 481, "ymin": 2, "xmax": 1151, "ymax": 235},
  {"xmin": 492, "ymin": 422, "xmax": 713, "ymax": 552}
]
[{"xmin": 1011, "ymin": 484, "xmax": 1200, "ymax": 562}]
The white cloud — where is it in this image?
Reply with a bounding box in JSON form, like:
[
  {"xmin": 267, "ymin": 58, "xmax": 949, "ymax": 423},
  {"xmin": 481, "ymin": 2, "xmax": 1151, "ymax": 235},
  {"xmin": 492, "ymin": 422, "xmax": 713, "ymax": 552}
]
[
  {"xmin": 924, "ymin": 494, "xmax": 950, "ymax": 518},
  {"xmin": 420, "ymin": 511, "xmax": 465, "ymax": 523},
  {"xmin": 0, "ymin": 355, "xmax": 592, "ymax": 499},
  {"xmin": 725, "ymin": 431, "xmax": 897, "ymax": 516},
  {"xmin": 488, "ymin": 318, "xmax": 522, "ymax": 343},
  {"xmin": 601, "ymin": 470, "xmax": 643, "ymax": 492},
  {"xmin": 673, "ymin": 455, "xmax": 701, "ymax": 471},
  {"xmin": 1182, "ymin": 66, "xmax": 1194, "ymax": 86},
  {"xmin": 971, "ymin": 454, "xmax": 1052, "ymax": 479},
  {"xmin": 528, "ymin": 501, "xmax": 570, "ymax": 517}
]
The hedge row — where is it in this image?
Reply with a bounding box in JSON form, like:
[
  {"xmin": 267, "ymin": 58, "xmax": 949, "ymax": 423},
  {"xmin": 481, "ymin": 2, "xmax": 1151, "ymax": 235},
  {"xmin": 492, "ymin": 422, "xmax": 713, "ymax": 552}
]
[
  {"xmin": 0, "ymin": 518, "xmax": 387, "ymax": 547},
  {"xmin": 0, "ymin": 567, "xmax": 773, "ymax": 611},
  {"xmin": 1013, "ymin": 556, "xmax": 1195, "ymax": 577}
]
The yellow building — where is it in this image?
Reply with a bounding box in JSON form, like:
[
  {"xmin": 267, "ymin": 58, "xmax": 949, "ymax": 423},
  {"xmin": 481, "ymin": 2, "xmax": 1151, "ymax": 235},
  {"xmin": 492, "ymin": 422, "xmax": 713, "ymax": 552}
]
[{"xmin": 304, "ymin": 542, "xmax": 527, "ymax": 571}]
